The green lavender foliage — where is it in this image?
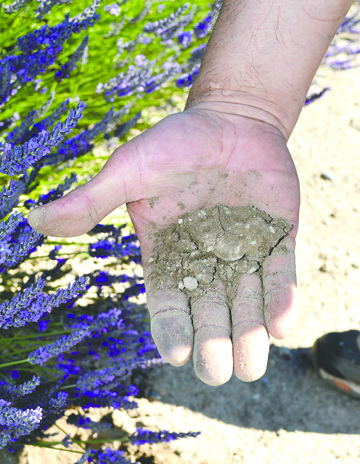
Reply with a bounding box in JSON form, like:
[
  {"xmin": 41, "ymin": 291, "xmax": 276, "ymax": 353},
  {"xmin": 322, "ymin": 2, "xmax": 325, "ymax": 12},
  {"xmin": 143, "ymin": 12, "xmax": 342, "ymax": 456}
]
[{"xmin": 0, "ymin": 0, "xmax": 218, "ymax": 203}]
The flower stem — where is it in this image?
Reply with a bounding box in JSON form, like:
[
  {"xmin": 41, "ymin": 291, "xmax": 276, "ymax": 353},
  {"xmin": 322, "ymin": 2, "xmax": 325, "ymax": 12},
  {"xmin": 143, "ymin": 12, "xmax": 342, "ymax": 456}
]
[
  {"xmin": 55, "ymin": 423, "xmax": 86, "ymax": 451},
  {"xmin": 16, "ymin": 443, "xmax": 84, "ymax": 453},
  {"xmin": 59, "ymin": 384, "xmax": 76, "ymax": 390},
  {"xmin": 0, "ymin": 359, "xmax": 30, "ymax": 369},
  {"xmin": 32, "ymin": 437, "xmax": 130, "ymax": 446}
]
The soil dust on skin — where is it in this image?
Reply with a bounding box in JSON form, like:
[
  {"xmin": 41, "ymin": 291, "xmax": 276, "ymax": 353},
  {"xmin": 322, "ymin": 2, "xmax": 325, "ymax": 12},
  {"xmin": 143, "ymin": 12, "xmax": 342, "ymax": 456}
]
[{"xmin": 147, "ymin": 204, "xmax": 291, "ymax": 308}]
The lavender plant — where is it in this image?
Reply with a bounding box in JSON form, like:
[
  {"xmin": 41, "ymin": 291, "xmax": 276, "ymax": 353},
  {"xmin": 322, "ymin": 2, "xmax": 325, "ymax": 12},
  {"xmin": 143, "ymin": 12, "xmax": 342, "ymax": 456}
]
[{"xmin": 0, "ymin": 0, "xmax": 359, "ymax": 462}]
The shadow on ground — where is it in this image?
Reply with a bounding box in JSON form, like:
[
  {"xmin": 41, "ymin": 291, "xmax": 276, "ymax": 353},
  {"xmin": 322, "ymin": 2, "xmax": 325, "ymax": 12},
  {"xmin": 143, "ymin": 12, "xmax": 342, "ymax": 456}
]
[{"xmin": 134, "ymin": 344, "xmax": 360, "ymax": 435}]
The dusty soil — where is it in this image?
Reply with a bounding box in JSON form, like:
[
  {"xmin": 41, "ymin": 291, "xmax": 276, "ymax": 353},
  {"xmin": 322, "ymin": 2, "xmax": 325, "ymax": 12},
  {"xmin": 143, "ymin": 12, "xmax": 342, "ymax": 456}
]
[
  {"xmin": 148, "ymin": 205, "xmax": 290, "ymax": 305},
  {"xmin": 4, "ymin": 63, "xmax": 360, "ymax": 463}
]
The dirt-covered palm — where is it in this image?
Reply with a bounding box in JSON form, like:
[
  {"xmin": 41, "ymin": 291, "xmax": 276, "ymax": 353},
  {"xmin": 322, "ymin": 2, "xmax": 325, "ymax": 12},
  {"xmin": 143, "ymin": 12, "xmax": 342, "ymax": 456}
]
[{"xmin": 28, "ymin": 108, "xmax": 300, "ymax": 386}]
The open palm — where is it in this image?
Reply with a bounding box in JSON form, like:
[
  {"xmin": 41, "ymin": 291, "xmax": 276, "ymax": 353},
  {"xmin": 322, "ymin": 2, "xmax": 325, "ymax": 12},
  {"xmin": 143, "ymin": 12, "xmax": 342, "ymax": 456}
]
[{"xmin": 28, "ymin": 107, "xmax": 300, "ymax": 386}]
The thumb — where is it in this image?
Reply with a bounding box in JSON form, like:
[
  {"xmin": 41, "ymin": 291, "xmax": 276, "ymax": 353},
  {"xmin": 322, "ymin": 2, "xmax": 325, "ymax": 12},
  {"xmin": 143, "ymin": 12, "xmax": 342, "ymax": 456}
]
[{"xmin": 27, "ymin": 145, "xmax": 140, "ymax": 237}]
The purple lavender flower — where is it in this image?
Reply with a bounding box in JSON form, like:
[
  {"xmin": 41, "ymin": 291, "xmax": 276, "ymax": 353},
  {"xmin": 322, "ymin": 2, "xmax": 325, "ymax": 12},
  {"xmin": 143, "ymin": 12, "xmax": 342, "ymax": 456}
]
[
  {"xmin": 17, "ymin": 8, "xmax": 98, "ymax": 55},
  {"xmin": 6, "ymin": 98, "xmax": 70, "ymax": 146},
  {"xmin": 193, "ymin": 14, "xmax": 213, "ymax": 39},
  {"xmin": 65, "ymin": 308, "xmax": 125, "ymax": 334},
  {"xmin": 36, "ymin": 391, "xmax": 70, "ymax": 431},
  {"xmin": 0, "ymin": 275, "xmax": 88, "ymax": 329},
  {"xmin": 76, "ymin": 357, "xmax": 149, "ymax": 392},
  {"xmin": 0, "ymin": 58, "xmax": 12, "ymax": 104},
  {"xmin": 188, "ymin": 43, "xmax": 207, "ymax": 64},
  {"xmin": 74, "ymin": 449, "xmax": 93, "ymax": 464},
  {"xmin": 0, "ymin": 168, "xmax": 40, "ymax": 220},
  {"xmin": 3, "ymin": 110, "xmax": 38, "ymax": 146},
  {"xmin": 0, "ymin": 376, "xmax": 41, "ymax": 401},
  {"xmin": 0, "ymin": 242, "xmax": 12, "ymax": 266},
  {"xmin": 79, "ymin": 388, "xmax": 138, "ymax": 410},
  {"xmin": 0, "ymin": 211, "xmax": 24, "ymax": 242},
  {"xmin": 61, "ymin": 433, "xmax": 73, "ymax": 448},
  {"xmin": 28, "ymin": 327, "xmax": 91, "ymax": 365},
  {"xmin": 2, "ymin": 0, "xmax": 32, "ymax": 14},
  {"xmin": 89, "ymin": 236, "xmax": 141, "ymax": 260},
  {"xmin": 0, "ymin": 7, "xmax": 100, "ymax": 107},
  {"xmin": 176, "ymin": 65, "xmax": 199, "ymax": 89},
  {"xmin": 0, "ymin": 399, "xmax": 42, "ymax": 449},
  {"xmin": 104, "ymin": 3, "xmax": 121, "ymax": 16},
  {"xmin": 55, "ymin": 36, "xmax": 89, "ymax": 82},
  {"xmin": 130, "ymin": 427, "xmax": 201, "ymax": 445},
  {"xmin": 99, "ymin": 57, "xmax": 181, "ymax": 101},
  {"xmin": 1, "ymin": 220, "xmax": 44, "ymax": 270},
  {"xmin": 0, "ymin": 102, "xmax": 87, "ymax": 175},
  {"xmin": 337, "ymin": 8, "xmax": 360, "ymax": 34},
  {"xmin": 67, "ymin": 412, "xmax": 112, "ymax": 433},
  {"xmin": 143, "ymin": 4, "xmax": 195, "ymax": 41},
  {"xmin": 112, "ymin": 111, "xmax": 142, "ymax": 140},
  {"xmin": 75, "ymin": 448, "xmax": 133, "ymax": 464},
  {"xmin": 0, "ymin": 179, "xmax": 23, "ymax": 219},
  {"xmin": 24, "ymin": 173, "xmax": 77, "ymax": 209},
  {"xmin": 35, "ymin": 0, "xmax": 72, "ymax": 19},
  {"xmin": 39, "ymin": 105, "xmax": 118, "ymax": 166},
  {"xmin": 91, "ymin": 448, "xmax": 133, "ymax": 464},
  {"xmin": 177, "ymin": 31, "xmax": 192, "ymax": 47}
]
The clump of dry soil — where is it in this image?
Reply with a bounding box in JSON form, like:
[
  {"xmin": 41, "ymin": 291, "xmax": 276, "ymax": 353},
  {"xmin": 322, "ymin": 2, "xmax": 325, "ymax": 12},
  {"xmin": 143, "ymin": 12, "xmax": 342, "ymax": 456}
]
[{"xmin": 147, "ymin": 205, "xmax": 291, "ymax": 306}]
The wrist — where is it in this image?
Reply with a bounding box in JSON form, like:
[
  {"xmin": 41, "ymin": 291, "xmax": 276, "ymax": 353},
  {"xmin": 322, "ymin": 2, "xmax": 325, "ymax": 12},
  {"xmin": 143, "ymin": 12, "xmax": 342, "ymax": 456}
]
[
  {"xmin": 185, "ymin": 85, "xmax": 293, "ymax": 141},
  {"xmin": 185, "ymin": 0, "xmax": 354, "ymax": 141}
]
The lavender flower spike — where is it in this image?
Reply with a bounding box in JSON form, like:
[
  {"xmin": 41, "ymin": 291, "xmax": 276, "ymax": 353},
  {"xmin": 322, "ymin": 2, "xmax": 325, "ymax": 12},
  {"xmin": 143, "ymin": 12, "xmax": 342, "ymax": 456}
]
[
  {"xmin": 0, "ymin": 399, "xmax": 42, "ymax": 449},
  {"xmin": 0, "ymin": 278, "xmax": 47, "ymax": 329},
  {"xmin": 0, "ymin": 102, "xmax": 87, "ymax": 175},
  {"xmin": 0, "ymin": 211, "xmax": 23, "ymax": 242},
  {"xmin": 1, "ymin": 376, "xmax": 41, "ymax": 401},
  {"xmin": 74, "ymin": 449, "xmax": 93, "ymax": 464},
  {"xmin": 0, "ymin": 275, "xmax": 88, "ymax": 329},
  {"xmin": 130, "ymin": 427, "xmax": 201, "ymax": 445},
  {"xmin": 28, "ymin": 327, "xmax": 91, "ymax": 365}
]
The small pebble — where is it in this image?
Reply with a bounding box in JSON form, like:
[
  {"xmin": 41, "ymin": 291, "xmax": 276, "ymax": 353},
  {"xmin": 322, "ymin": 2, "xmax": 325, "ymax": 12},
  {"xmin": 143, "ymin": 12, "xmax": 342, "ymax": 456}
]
[
  {"xmin": 320, "ymin": 172, "xmax": 335, "ymax": 181},
  {"xmin": 183, "ymin": 276, "xmax": 198, "ymax": 291}
]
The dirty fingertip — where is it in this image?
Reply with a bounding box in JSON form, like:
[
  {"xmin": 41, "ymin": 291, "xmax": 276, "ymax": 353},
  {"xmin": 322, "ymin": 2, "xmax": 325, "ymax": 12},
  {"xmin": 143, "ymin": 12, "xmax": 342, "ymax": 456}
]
[
  {"xmin": 266, "ymin": 286, "xmax": 299, "ymax": 340},
  {"xmin": 151, "ymin": 311, "xmax": 193, "ymax": 366},
  {"xmin": 27, "ymin": 207, "xmax": 45, "ymax": 233},
  {"xmin": 146, "ymin": 291, "xmax": 193, "ymax": 367},
  {"xmin": 193, "ymin": 331, "xmax": 233, "ymax": 386},
  {"xmin": 233, "ymin": 323, "xmax": 270, "ymax": 382}
]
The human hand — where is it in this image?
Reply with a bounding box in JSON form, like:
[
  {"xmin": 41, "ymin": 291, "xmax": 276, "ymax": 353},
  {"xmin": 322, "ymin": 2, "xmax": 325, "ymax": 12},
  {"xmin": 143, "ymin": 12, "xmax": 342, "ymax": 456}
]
[{"xmin": 27, "ymin": 107, "xmax": 300, "ymax": 386}]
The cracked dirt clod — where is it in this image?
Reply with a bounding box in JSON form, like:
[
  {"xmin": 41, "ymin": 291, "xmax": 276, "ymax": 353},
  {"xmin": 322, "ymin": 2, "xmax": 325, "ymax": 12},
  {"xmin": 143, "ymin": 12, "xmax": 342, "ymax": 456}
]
[{"xmin": 147, "ymin": 205, "xmax": 292, "ymax": 307}]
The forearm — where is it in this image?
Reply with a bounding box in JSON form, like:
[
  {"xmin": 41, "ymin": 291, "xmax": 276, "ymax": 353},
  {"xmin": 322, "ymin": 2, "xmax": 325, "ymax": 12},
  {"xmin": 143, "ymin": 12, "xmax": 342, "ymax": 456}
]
[{"xmin": 185, "ymin": 0, "xmax": 354, "ymax": 140}]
